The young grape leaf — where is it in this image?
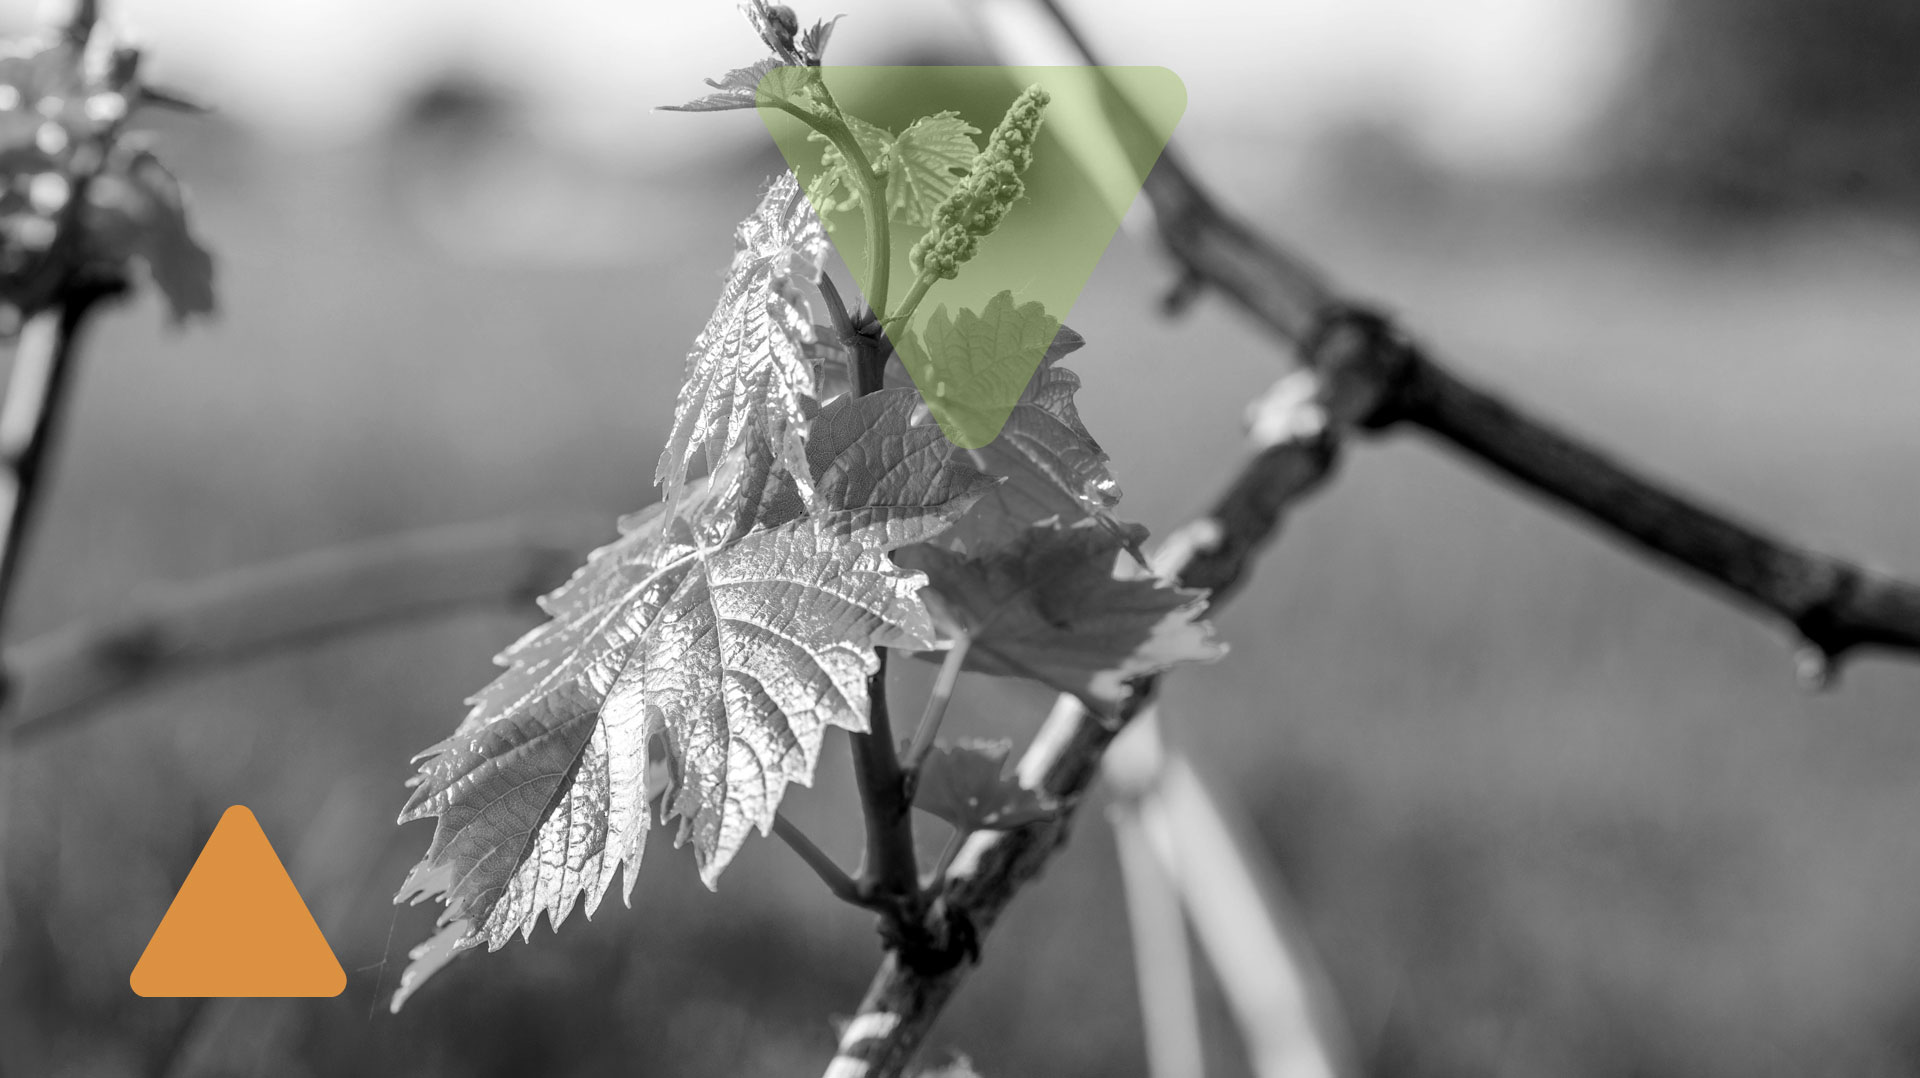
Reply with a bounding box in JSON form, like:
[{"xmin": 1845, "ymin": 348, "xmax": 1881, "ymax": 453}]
[
  {"xmin": 912, "ymin": 738, "xmax": 1055, "ymax": 832},
  {"xmin": 884, "ymin": 114, "xmax": 982, "ymax": 226},
  {"xmin": 885, "ymin": 297, "xmax": 1120, "ymax": 552},
  {"xmin": 659, "ymin": 57, "xmax": 785, "ymax": 113},
  {"xmin": 796, "ymin": 15, "xmax": 842, "ymax": 65},
  {"xmin": 807, "ymin": 111, "xmax": 980, "ymax": 227},
  {"xmin": 394, "ymin": 396, "xmax": 997, "ymax": 993},
  {"xmin": 659, "ymin": 0, "xmax": 840, "ymax": 110},
  {"xmin": 743, "ymin": 0, "xmax": 838, "ymax": 66},
  {"xmin": 900, "ymin": 290, "xmax": 1063, "ymax": 447},
  {"xmin": 655, "ymin": 171, "xmax": 828, "ymax": 507},
  {"xmin": 896, "ymin": 521, "xmax": 1225, "ymax": 714},
  {"xmin": 947, "ymin": 343, "xmax": 1121, "ymax": 552}
]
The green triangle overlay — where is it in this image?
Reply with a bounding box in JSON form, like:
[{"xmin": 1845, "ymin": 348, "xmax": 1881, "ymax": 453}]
[{"xmin": 758, "ymin": 66, "xmax": 1186, "ymax": 448}]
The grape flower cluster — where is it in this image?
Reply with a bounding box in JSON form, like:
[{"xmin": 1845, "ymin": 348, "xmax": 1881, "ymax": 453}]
[{"xmin": 908, "ymin": 85, "xmax": 1050, "ymax": 282}]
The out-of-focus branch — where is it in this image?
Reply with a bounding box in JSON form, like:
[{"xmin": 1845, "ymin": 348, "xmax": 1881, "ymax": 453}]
[
  {"xmin": 62, "ymin": 0, "xmax": 100, "ymax": 46},
  {"xmin": 0, "ymin": 515, "xmax": 606, "ymax": 743},
  {"xmin": 1106, "ymin": 717, "xmax": 1206, "ymax": 1078},
  {"xmin": 982, "ymin": 0, "xmax": 1920, "ymax": 677},
  {"xmin": 1389, "ymin": 355, "xmax": 1920, "ymax": 679},
  {"xmin": 841, "ymin": 305, "xmax": 932, "ymax": 956},
  {"xmin": 0, "ymin": 290, "xmax": 115, "ymax": 651},
  {"xmin": 1122, "ymin": 710, "xmax": 1357, "ymax": 1078},
  {"xmin": 849, "ymin": 653, "xmax": 928, "ymax": 931}
]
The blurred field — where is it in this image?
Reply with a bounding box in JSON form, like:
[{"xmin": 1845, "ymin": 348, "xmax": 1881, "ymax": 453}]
[{"xmin": 1, "ymin": 105, "xmax": 1918, "ymax": 1078}]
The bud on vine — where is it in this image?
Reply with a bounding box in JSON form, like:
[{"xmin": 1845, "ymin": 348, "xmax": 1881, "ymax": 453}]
[
  {"xmin": 909, "ymin": 85, "xmax": 1050, "ymax": 282},
  {"xmin": 746, "ymin": 0, "xmax": 802, "ymax": 64}
]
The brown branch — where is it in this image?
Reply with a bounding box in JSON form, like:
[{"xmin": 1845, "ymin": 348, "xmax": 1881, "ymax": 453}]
[
  {"xmin": 842, "ymin": 312, "xmax": 934, "ymax": 957},
  {"xmin": 1135, "ymin": 142, "xmax": 1920, "ymax": 671},
  {"xmin": 1006, "ymin": 0, "xmax": 1920, "ymax": 676},
  {"xmin": 1391, "ymin": 353, "xmax": 1920, "ymax": 677},
  {"xmin": 775, "ymin": 812, "xmax": 866, "ymax": 907},
  {"xmin": 0, "ymin": 514, "xmax": 606, "ymax": 743},
  {"xmin": 849, "ymin": 653, "xmax": 923, "ymax": 908}
]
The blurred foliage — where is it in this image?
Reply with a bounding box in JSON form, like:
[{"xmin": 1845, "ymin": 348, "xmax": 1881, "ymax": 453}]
[
  {"xmin": 1609, "ymin": 0, "xmax": 1920, "ymax": 213},
  {"xmin": 0, "ymin": 11, "xmax": 215, "ymax": 328}
]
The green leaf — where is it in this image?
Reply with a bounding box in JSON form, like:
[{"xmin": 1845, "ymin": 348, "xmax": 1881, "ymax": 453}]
[
  {"xmin": 797, "ymin": 15, "xmax": 842, "ymax": 65},
  {"xmin": 808, "ymin": 112, "xmax": 980, "ymax": 228},
  {"xmin": 882, "ymin": 113, "xmax": 981, "ymax": 227},
  {"xmin": 393, "ymin": 398, "xmax": 996, "ymax": 1002},
  {"xmin": 897, "ymin": 521, "xmax": 1226, "ymax": 714},
  {"xmin": 913, "ymin": 738, "xmax": 1055, "ymax": 832},
  {"xmin": 902, "ymin": 291, "xmax": 1061, "ymax": 448},
  {"xmin": 660, "ymin": 57, "xmax": 785, "ymax": 113},
  {"xmin": 885, "ymin": 302, "xmax": 1121, "ymax": 553},
  {"xmin": 655, "ymin": 172, "xmax": 828, "ymax": 504}
]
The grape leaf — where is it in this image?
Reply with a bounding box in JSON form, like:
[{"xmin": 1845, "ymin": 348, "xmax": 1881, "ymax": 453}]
[
  {"xmin": 897, "ymin": 521, "xmax": 1225, "ymax": 713},
  {"xmin": 882, "ymin": 114, "xmax": 982, "ymax": 227},
  {"xmin": 885, "ymin": 297, "xmax": 1120, "ymax": 553},
  {"xmin": 655, "ymin": 171, "xmax": 829, "ymax": 506},
  {"xmin": 900, "ymin": 290, "xmax": 1063, "ymax": 448},
  {"xmin": 743, "ymin": 0, "xmax": 838, "ymax": 66},
  {"xmin": 948, "ymin": 344, "xmax": 1120, "ymax": 552},
  {"xmin": 797, "ymin": 15, "xmax": 842, "ymax": 65},
  {"xmin": 912, "ymin": 738, "xmax": 1055, "ymax": 832},
  {"xmin": 808, "ymin": 112, "xmax": 980, "ymax": 227},
  {"xmin": 659, "ymin": 57, "xmax": 785, "ymax": 113},
  {"xmin": 394, "ymin": 394, "xmax": 997, "ymax": 994}
]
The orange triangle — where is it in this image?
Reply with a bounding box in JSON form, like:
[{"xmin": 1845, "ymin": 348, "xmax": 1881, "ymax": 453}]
[{"xmin": 130, "ymin": 805, "xmax": 346, "ymax": 997}]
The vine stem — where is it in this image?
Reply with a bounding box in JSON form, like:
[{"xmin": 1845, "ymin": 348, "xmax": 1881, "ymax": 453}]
[
  {"xmin": 902, "ymin": 630, "xmax": 969, "ymax": 775},
  {"xmin": 922, "ymin": 828, "xmax": 964, "ymax": 891},
  {"xmin": 0, "ymin": 514, "xmax": 606, "ymax": 741},
  {"xmin": 774, "ymin": 812, "xmax": 863, "ymax": 906},
  {"xmin": 837, "ymin": 255, "xmax": 924, "ymax": 938},
  {"xmin": 764, "ymin": 80, "xmax": 893, "ymax": 322},
  {"xmin": 882, "ymin": 273, "xmax": 937, "ymax": 338},
  {"xmin": 847, "ymin": 651, "xmax": 920, "ymax": 909}
]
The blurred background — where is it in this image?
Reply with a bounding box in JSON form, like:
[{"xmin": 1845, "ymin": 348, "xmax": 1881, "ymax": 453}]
[{"xmin": 2, "ymin": 0, "xmax": 1920, "ymax": 1074}]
